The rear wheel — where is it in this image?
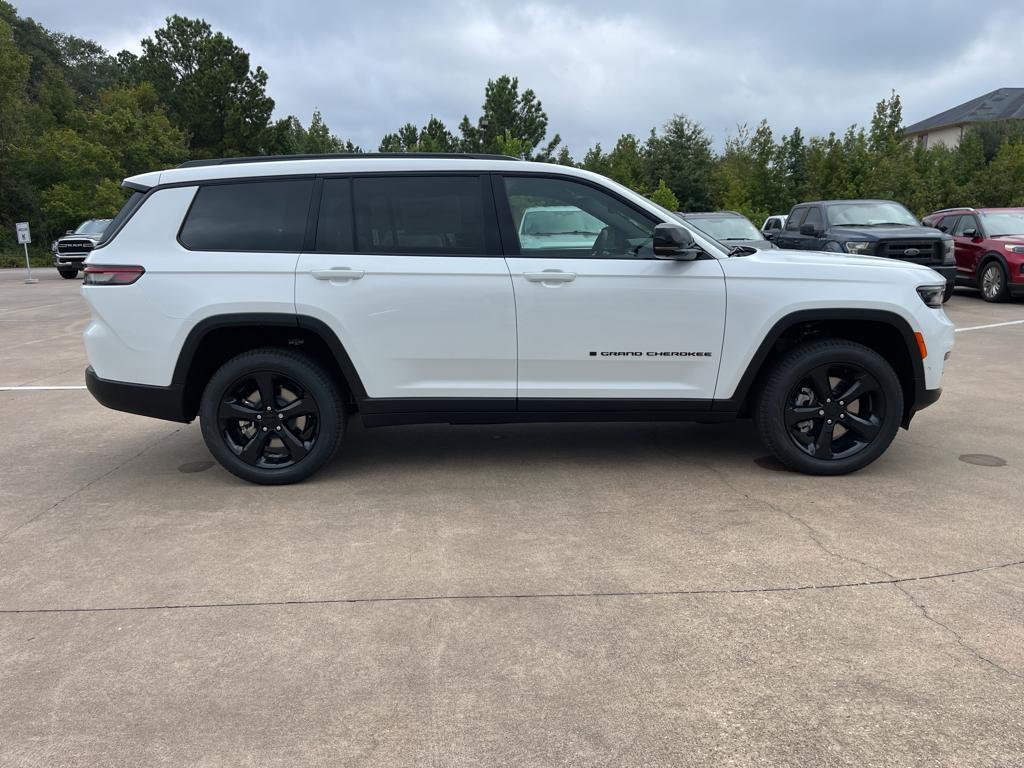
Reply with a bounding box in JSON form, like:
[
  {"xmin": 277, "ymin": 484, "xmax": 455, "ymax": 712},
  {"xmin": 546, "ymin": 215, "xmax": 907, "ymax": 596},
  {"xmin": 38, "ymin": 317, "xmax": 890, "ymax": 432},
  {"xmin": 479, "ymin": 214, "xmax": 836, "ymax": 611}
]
[
  {"xmin": 57, "ymin": 267, "xmax": 78, "ymax": 279},
  {"xmin": 199, "ymin": 348, "xmax": 344, "ymax": 484},
  {"xmin": 755, "ymin": 339, "xmax": 903, "ymax": 475},
  {"xmin": 979, "ymin": 261, "xmax": 1008, "ymax": 302}
]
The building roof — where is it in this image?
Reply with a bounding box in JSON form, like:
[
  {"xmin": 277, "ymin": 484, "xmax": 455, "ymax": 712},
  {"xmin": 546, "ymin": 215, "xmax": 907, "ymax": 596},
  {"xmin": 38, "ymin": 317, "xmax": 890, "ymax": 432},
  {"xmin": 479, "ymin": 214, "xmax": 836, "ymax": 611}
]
[{"xmin": 904, "ymin": 88, "xmax": 1024, "ymax": 135}]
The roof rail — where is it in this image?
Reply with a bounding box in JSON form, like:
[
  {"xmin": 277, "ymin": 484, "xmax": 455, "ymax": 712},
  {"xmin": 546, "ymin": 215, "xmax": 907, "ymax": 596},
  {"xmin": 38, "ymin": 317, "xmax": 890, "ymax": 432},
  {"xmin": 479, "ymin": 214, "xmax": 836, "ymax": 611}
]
[
  {"xmin": 178, "ymin": 152, "xmax": 522, "ymax": 168},
  {"xmin": 930, "ymin": 206, "xmax": 976, "ymax": 215}
]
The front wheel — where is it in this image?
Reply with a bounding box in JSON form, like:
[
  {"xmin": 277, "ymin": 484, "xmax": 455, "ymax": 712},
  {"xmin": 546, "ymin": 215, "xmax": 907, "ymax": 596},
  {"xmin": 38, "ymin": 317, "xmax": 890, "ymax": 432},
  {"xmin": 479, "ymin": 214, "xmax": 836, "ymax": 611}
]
[
  {"xmin": 979, "ymin": 261, "xmax": 1008, "ymax": 302},
  {"xmin": 755, "ymin": 339, "xmax": 904, "ymax": 475},
  {"xmin": 199, "ymin": 348, "xmax": 344, "ymax": 484},
  {"xmin": 58, "ymin": 268, "xmax": 78, "ymax": 279}
]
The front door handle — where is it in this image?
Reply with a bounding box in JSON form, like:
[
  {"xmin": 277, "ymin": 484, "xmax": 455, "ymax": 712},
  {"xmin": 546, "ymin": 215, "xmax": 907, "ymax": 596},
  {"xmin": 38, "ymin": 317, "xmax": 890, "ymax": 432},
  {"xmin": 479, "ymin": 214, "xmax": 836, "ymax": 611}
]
[
  {"xmin": 523, "ymin": 270, "xmax": 576, "ymax": 284},
  {"xmin": 312, "ymin": 267, "xmax": 365, "ymax": 281}
]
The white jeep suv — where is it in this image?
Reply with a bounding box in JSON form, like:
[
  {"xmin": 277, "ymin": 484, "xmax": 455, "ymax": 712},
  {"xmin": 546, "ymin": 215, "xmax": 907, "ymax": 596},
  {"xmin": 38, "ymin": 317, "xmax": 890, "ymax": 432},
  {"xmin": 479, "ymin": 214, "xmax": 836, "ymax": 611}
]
[{"xmin": 82, "ymin": 154, "xmax": 954, "ymax": 484}]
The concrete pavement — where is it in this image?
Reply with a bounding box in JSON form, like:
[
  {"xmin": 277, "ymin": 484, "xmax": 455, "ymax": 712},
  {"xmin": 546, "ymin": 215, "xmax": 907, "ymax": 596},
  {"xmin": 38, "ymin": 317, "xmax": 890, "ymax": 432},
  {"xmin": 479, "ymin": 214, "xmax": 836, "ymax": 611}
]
[{"xmin": 1, "ymin": 269, "xmax": 1022, "ymax": 766}]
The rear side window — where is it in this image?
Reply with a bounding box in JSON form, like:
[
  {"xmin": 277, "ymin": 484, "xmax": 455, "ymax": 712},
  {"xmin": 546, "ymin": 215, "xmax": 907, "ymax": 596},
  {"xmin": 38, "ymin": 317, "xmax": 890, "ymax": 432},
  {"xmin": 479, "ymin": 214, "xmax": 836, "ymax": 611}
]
[
  {"xmin": 353, "ymin": 176, "xmax": 487, "ymax": 255},
  {"xmin": 786, "ymin": 208, "xmax": 807, "ymax": 230},
  {"xmin": 936, "ymin": 215, "xmax": 958, "ymax": 233},
  {"xmin": 179, "ymin": 179, "xmax": 314, "ymax": 252},
  {"xmin": 315, "ymin": 178, "xmax": 354, "ymax": 252}
]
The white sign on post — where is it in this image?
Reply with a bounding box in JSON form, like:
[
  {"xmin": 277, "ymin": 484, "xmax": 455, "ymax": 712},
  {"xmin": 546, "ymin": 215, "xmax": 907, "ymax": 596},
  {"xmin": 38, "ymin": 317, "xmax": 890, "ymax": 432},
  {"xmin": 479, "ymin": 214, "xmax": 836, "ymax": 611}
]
[{"xmin": 15, "ymin": 222, "xmax": 37, "ymax": 284}]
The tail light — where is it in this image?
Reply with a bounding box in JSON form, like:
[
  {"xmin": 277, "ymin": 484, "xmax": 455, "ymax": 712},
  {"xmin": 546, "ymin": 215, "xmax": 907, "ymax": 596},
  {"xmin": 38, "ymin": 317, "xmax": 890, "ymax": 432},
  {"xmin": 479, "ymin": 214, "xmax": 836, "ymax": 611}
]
[{"xmin": 83, "ymin": 265, "xmax": 145, "ymax": 285}]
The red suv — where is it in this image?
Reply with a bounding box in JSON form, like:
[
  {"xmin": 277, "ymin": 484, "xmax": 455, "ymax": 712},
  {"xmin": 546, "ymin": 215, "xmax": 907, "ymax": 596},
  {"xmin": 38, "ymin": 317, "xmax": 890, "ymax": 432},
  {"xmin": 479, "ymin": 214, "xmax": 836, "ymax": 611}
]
[{"xmin": 923, "ymin": 207, "xmax": 1024, "ymax": 302}]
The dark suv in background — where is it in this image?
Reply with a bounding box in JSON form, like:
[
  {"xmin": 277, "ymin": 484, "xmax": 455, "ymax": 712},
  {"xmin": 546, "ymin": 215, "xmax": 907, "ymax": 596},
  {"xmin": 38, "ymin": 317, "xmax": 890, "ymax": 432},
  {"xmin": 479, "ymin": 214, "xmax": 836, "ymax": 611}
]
[
  {"xmin": 774, "ymin": 200, "xmax": 956, "ymax": 300},
  {"xmin": 922, "ymin": 207, "xmax": 1024, "ymax": 302}
]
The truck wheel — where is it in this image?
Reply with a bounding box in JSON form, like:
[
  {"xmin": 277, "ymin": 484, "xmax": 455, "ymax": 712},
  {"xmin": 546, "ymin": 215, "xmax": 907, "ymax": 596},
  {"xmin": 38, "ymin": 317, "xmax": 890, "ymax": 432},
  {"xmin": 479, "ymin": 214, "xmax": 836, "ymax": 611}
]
[
  {"xmin": 199, "ymin": 348, "xmax": 344, "ymax": 485},
  {"xmin": 979, "ymin": 261, "xmax": 1008, "ymax": 302},
  {"xmin": 755, "ymin": 339, "xmax": 903, "ymax": 475},
  {"xmin": 58, "ymin": 268, "xmax": 78, "ymax": 279}
]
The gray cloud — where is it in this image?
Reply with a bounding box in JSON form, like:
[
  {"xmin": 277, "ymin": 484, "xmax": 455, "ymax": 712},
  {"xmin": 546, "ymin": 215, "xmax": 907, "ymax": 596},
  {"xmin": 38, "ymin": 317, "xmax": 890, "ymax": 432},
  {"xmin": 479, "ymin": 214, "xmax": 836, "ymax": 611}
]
[{"xmin": 16, "ymin": 0, "xmax": 1024, "ymax": 154}]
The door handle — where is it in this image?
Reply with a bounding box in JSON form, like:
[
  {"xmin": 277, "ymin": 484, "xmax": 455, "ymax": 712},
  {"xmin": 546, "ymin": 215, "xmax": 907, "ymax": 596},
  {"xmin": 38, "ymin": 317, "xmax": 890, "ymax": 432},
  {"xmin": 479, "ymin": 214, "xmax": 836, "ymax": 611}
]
[
  {"xmin": 523, "ymin": 270, "xmax": 576, "ymax": 283},
  {"xmin": 312, "ymin": 267, "xmax": 365, "ymax": 281}
]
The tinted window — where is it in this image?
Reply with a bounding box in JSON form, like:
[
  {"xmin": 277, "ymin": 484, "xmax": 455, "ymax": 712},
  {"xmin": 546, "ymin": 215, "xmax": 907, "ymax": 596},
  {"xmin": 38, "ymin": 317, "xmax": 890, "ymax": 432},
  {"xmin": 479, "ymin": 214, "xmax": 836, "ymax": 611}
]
[
  {"xmin": 315, "ymin": 178, "xmax": 354, "ymax": 252},
  {"xmin": 953, "ymin": 215, "xmax": 979, "ymax": 237},
  {"xmin": 936, "ymin": 215, "xmax": 958, "ymax": 233},
  {"xmin": 504, "ymin": 175, "xmax": 656, "ymax": 259},
  {"xmin": 96, "ymin": 191, "xmax": 145, "ymax": 247},
  {"xmin": 786, "ymin": 208, "xmax": 807, "ymax": 230},
  {"xmin": 353, "ymin": 176, "xmax": 486, "ymax": 255},
  {"xmin": 802, "ymin": 207, "xmax": 823, "ymax": 231},
  {"xmin": 180, "ymin": 179, "xmax": 313, "ymax": 252}
]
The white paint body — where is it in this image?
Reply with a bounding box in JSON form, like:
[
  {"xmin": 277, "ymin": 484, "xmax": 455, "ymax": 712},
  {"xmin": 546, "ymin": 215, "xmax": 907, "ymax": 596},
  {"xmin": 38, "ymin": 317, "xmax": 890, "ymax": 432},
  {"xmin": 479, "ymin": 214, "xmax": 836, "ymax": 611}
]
[{"xmin": 82, "ymin": 158, "xmax": 954, "ymax": 402}]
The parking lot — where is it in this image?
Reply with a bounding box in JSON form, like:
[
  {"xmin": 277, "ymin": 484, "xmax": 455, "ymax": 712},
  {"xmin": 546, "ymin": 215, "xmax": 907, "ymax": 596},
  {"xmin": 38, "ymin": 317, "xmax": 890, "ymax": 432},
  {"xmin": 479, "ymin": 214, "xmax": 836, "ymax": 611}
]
[{"xmin": 1, "ymin": 267, "xmax": 1022, "ymax": 766}]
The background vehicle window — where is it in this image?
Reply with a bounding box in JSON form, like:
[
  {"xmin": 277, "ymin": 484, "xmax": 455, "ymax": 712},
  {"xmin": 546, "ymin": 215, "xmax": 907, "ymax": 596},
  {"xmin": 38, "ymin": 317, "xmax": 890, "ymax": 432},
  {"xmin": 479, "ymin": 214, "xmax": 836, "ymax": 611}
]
[
  {"xmin": 353, "ymin": 176, "xmax": 485, "ymax": 255},
  {"xmin": 802, "ymin": 207, "xmax": 823, "ymax": 231},
  {"xmin": 786, "ymin": 208, "xmax": 807, "ymax": 230},
  {"xmin": 179, "ymin": 179, "xmax": 313, "ymax": 252},
  {"xmin": 767, "ymin": 218, "xmax": 781, "ymax": 231},
  {"xmin": 503, "ymin": 175, "xmax": 656, "ymax": 258},
  {"xmin": 953, "ymin": 215, "xmax": 979, "ymax": 237},
  {"xmin": 936, "ymin": 215, "xmax": 958, "ymax": 233},
  {"xmin": 315, "ymin": 178, "xmax": 354, "ymax": 252}
]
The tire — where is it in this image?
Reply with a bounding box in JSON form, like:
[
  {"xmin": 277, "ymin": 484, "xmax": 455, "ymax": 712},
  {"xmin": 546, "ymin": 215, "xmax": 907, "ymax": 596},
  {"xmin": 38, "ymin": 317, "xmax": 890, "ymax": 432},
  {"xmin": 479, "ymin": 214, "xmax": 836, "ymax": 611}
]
[
  {"xmin": 978, "ymin": 260, "xmax": 1008, "ymax": 302},
  {"xmin": 58, "ymin": 268, "xmax": 78, "ymax": 279},
  {"xmin": 755, "ymin": 339, "xmax": 904, "ymax": 475},
  {"xmin": 199, "ymin": 348, "xmax": 344, "ymax": 485}
]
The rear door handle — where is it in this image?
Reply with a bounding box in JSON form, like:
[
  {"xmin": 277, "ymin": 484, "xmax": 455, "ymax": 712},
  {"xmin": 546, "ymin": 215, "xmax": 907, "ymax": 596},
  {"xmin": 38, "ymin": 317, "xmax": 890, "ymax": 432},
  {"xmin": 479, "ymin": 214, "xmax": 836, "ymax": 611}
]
[
  {"xmin": 523, "ymin": 270, "xmax": 576, "ymax": 284},
  {"xmin": 312, "ymin": 267, "xmax": 365, "ymax": 281}
]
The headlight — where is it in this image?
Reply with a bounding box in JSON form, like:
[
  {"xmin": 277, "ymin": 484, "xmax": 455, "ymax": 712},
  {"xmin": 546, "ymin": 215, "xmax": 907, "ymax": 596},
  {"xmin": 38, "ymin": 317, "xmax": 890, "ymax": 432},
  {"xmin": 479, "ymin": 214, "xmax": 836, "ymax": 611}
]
[
  {"xmin": 916, "ymin": 284, "xmax": 945, "ymax": 308},
  {"xmin": 943, "ymin": 239, "xmax": 955, "ymax": 263},
  {"xmin": 845, "ymin": 241, "xmax": 872, "ymax": 254},
  {"xmin": 1004, "ymin": 244, "xmax": 1024, "ymax": 254}
]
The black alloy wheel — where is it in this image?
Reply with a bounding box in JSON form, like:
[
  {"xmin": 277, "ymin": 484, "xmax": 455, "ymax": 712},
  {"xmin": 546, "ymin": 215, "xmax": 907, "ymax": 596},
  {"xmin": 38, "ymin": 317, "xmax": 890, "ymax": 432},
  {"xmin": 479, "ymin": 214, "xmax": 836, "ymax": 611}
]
[
  {"xmin": 199, "ymin": 349, "xmax": 344, "ymax": 484},
  {"xmin": 756, "ymin": 339, "xmax": 903, "ymax": 475}
]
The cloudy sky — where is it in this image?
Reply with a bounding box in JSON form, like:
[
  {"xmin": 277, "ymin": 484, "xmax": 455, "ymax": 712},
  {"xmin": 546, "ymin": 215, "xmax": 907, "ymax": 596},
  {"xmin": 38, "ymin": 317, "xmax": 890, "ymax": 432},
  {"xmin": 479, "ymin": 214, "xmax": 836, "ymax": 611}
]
[{"xmin": 15, "ymin": 0, "xmax": 1024, "ymax": 154}]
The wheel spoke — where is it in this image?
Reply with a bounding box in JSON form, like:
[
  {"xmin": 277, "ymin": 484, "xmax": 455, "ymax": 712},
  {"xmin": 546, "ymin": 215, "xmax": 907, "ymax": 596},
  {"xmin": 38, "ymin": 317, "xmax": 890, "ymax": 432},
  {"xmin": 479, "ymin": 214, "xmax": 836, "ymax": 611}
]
[
  {"xmin": 253, "ymin": 372, "xmax": 276, "ymax": 411},
  {"xmin": 276, "ymin": 425, "xmax": 310, "ymax": 461},
  {"xmin": 843, "ymin": 413, "xmax": 880, "ymax": 442},
  {"xmin": 807, "ymin": 365, "xmax": 834, "ymax": 403},
  {"xmin": 219, "ymin": 400, "xmax": 261, "ymax": 421},
  {"xmin": 277, "ymin": 398, "xmax": 315, "ymax": 419},
  {"xmin": 785, "ymin": 405, "xmax": 821, "ymax": 427},
  {"xmin": 834, "ymin": 373, "xmax": 879, "ymax": 405},
  {"xmin": 239, "ymin": 429, "xmax": 272, "ymax": 464},
  {"xmin": 813, "ymin": 422, "xmax": 835, "ymax": 459}
]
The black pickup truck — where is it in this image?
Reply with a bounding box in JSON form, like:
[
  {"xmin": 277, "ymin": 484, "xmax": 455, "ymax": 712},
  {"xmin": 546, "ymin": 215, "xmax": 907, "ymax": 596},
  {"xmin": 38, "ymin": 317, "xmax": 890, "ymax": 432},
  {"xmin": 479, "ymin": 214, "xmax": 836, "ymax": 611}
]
[{"xmin": 773, "ymin": 199, "xmax": 956, "ymax": 300}]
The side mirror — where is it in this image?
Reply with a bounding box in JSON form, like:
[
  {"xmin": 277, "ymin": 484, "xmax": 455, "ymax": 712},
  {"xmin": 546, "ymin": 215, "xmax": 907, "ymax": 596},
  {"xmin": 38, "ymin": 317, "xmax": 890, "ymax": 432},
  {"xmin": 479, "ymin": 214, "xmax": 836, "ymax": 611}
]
[
  {"xmin": 800, "ymin": 223, "xmax": 819, "ymax": 236},
  {"xmin": 653, "ymin": 223, "xmax": 701, "ymax": 260}
]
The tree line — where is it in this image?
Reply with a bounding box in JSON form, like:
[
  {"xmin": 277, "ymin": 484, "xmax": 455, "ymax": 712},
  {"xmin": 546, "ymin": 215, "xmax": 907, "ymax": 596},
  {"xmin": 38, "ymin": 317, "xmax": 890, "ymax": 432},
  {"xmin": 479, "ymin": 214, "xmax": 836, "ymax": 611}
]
[{"xmin": 2, "ymin": 3, "xmax": 1023, "ymax": 260}]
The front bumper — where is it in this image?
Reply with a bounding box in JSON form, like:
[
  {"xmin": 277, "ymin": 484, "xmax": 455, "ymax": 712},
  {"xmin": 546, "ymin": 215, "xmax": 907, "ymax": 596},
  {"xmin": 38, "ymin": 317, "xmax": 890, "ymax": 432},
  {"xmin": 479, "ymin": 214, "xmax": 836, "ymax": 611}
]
[
  {"xmin": 53, "ymin": 253, "xmax": 88, "ymax": 266},
  {"xmin": 931, "ymin": 265, "xmax": 957, "ymax": 286}
]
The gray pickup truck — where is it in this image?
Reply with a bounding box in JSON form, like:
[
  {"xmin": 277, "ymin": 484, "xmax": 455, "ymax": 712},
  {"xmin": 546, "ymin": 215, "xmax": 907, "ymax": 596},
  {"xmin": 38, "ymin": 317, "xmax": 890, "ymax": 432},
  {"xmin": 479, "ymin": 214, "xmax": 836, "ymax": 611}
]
[{"xmin": 51, "ymin": 219, "xmax": 112, "ymax": 279}]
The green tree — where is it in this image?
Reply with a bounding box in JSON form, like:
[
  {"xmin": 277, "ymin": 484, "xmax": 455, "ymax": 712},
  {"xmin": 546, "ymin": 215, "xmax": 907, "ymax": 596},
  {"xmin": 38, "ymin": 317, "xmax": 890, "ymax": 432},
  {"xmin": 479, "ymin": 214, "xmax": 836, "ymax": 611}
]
[
  {"xmin": 644, "ymin": 115, "xmax": 715, "ymax": 211},
  {"xmin": 139, "ymin": 15, "xmax": 274, "ymax": 157},
  {"xmin": 648, "ymin": 179, "xmax": 679, "ymax": 210},
  {"xmin": 457, "ymin": 75, "xmax": 561, "ymax": 160}
]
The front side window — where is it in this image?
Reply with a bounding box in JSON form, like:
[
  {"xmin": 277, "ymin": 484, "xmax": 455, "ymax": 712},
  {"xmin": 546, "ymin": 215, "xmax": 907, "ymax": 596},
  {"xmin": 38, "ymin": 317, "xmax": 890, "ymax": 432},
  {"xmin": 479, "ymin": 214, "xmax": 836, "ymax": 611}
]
[
  {"xmin": 353, "ymin": 176, "xmax": 486, "ymax": 255},
  {"xmin": 179, "ymin": 179, "xmax": 314, "ymax": 252},
  {"xmin": 503, "ymin": 175, "xmax": 656, "ymax": 258},
  {"xmin": 953, "ymin": 215, "xmax": 980, "ymax": 237},
  {"xmin": 935, "ymin": 215, "xmax": 958, "ymax": 233},
  {"xmin": 786, "ymin": 208, "xmax": 807, "ymax": 230},
  {"xmin": 802, "ymin": 207, "xmax": 824, "ymax": 231}
]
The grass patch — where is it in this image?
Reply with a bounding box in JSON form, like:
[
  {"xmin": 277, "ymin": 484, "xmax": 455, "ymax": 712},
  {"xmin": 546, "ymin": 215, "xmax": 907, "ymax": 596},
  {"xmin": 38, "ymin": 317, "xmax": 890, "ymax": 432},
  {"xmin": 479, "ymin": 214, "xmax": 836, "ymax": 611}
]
[{"xmin": 0, "ymin": 248, "xmax": 56, "ymax": 269}]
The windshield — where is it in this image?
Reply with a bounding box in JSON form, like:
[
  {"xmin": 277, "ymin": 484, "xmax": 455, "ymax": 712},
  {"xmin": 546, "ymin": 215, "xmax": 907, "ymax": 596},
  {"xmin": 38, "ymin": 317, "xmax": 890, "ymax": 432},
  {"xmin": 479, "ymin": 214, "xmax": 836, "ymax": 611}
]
[
  {"xmin": 980, "ymin": 211, "xmax": 1024, "ymax": 236},
  {"xmin": 827, "ymin": 202, "xmax": 917, "ymax": 227},
  {"xmin": 74, "ymin": 219, "xmax": 112, "ymax": 235},
  {"xmin": 686, "ymin": 216, "xmax": 762, "ymax": 241},
  {"xmin": 519, "ymin": 207, "xmax": 604, "ymax": 236}
]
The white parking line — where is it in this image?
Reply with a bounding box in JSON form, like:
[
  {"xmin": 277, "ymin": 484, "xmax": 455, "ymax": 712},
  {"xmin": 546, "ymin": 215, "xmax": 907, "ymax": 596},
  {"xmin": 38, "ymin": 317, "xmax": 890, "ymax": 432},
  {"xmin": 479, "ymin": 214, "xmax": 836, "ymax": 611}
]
[
  {"xmin": 955, "ymin": 319, "xmax": 1024, "ymax": 333},
  {"xmin": 0, "ymin": 386, "xmax": 87, "ymax": 391}
]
